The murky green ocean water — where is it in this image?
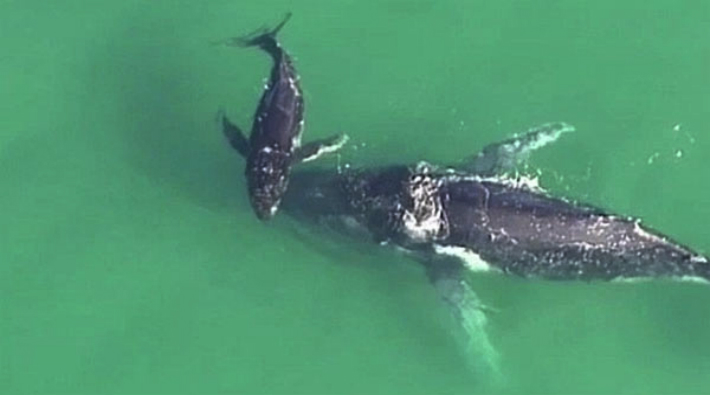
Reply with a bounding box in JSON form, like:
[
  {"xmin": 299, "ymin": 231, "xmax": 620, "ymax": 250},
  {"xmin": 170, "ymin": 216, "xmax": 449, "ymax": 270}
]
[{"xmin": 2, "ymin": 1, "xmax": 709, "ymax": 394}]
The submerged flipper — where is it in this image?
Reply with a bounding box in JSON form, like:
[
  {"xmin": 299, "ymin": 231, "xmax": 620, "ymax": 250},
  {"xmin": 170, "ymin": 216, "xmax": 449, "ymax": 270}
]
[
  {"xmin": 294, "ymin": 133, "xmax": 350, "ymax": 164},
  {"xmin": 424, "ymin": 258, "xmax": 501, "ymax": 382},
  {"xmin": 460, "ymin": 122, "xmax": 575, "ymax": 176},
  {"xmin": 218, "ymin": 109, "xmax": 250, "ymax": 158}
]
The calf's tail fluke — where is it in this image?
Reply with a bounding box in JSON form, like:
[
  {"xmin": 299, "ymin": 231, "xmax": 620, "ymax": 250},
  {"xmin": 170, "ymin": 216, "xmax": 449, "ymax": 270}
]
[{"xmin": 220, "ymin": 12, "xmax": 292, "ymax": 54}]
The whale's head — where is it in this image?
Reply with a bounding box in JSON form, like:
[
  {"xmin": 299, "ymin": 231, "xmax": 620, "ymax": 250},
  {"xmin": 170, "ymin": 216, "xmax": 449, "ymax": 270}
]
[{"xmin": 246, "ymin": 148, "xmax": 291, "ymax": 220}]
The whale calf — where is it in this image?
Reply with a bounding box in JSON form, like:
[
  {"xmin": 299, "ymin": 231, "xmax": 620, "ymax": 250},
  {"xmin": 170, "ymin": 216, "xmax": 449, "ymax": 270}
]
[{"xmin": 218, "ymin": 13, "xmax": 348, "ymax": 220}]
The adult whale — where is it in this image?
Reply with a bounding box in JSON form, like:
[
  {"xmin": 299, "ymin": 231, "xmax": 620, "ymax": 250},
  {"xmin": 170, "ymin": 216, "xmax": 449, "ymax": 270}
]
[
  {"xmin": 281, "ymin": 122, "xmax": 708, "ymax": 377},
  {"xmin": 284, "ymin": 122, "xmax": 708, "ymax": 283}
]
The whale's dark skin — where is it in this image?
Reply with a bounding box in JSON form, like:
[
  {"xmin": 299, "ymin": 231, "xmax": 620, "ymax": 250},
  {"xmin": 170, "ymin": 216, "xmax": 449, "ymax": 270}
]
[
  {"xmin": 218, "ymin": 13, "xmax": 348, "ymax": 220},
  {"xmin": 342, "ymin": 165, "xmax": 709, "ymax": 281},
  {"xmin": 283, "ymin": 123, "xmax": 710, "ymax": 283},
  {"xmin": 280, "ymin": 122, "xmax": 708, "ymax": 376}
]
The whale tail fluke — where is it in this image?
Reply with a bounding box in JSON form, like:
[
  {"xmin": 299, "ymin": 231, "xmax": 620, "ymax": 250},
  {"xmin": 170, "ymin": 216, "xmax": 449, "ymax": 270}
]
[{"xmin": 216, "ymin": 12, "xmax": 292, "ymax": 57}]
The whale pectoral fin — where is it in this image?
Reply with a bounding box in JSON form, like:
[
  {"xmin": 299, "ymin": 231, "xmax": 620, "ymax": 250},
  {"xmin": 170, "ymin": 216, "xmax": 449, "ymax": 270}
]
[
  {"xmin": 459, "ymin": 122, "xmax": 575, "ymax": 175},
  {"xmin": 425, "ymin": 258, "xmax": 498, "ymax": 320},
  {"xmin": 423, "ymin": 257, "xmax": 501, "ymax": 380},
  {"xmin": 293, "ymin": 132, "xmax": 349, "ymax": 164},
  {"xmin": 218, "ymin": 109, "xmax": 250, "ymax": 158}
]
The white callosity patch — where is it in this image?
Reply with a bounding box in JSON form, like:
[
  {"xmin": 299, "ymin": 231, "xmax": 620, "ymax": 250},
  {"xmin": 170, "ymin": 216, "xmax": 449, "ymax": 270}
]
[
  {"xmin": 401, "ymin": 212, "xmax": 443, "ymax": 242},
  {"xmin": 399, "ymin": 163, "xmax": 449, "ymax": 243},
  {"xmin": 433, "ymin": 245, "xmax": 495, "ymax": 273}
]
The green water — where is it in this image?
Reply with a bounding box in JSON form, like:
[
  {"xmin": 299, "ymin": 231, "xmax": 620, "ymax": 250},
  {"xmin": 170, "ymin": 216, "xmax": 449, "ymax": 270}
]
[{"xmin": 2, "ymin": 1, "xmax": 709, "ymax": 394}]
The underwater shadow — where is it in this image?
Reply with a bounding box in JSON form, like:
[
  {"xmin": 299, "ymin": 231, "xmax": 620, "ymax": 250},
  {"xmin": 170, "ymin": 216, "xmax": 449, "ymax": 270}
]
[{"xmin": 100, "ymin": 13, "xmax": 243, "ymax": 213}]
